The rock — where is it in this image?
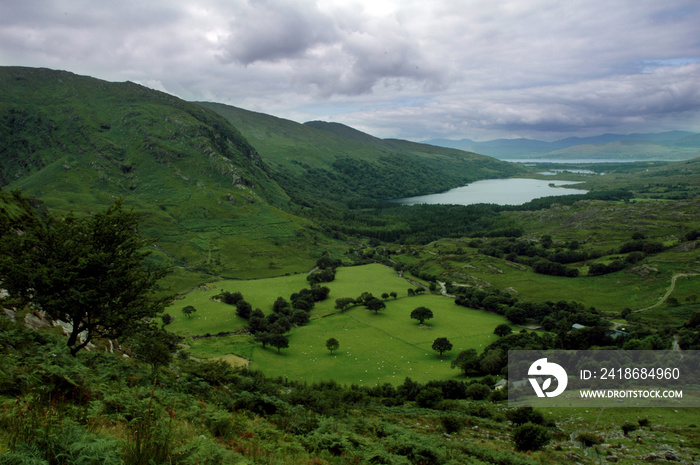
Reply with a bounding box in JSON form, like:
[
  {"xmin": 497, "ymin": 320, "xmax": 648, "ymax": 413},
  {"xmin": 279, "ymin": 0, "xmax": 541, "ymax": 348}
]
[
  {"xmin": 2, "ymin": 307, "xmax": 17, "ymax": 321},
  {"xmin": 605, "ymin": 456, "xmax": 619, "ymax": 463},
  {"xmin": 565, "ymin": 452, "xmax": 583, "ymax": 461},
  {"xmin": 24, "ymin": 310, "xmax": 53, "ymax": 329}
]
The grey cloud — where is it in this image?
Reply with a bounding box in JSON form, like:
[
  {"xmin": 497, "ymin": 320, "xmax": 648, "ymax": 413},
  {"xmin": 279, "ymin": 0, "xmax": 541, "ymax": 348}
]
[
  {"xmin": 218, "ymin": 0, "xmax": 338, "ymax": 65},
  {"xmin": 1, "ymin": 0, "xmax": 699, "ymax": 140}
]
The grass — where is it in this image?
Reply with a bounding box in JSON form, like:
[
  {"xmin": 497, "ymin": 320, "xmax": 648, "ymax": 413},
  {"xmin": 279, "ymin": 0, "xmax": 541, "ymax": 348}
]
[{"xmin": 167, "ymin": 264, "xmax": 512, "ymax": 385}]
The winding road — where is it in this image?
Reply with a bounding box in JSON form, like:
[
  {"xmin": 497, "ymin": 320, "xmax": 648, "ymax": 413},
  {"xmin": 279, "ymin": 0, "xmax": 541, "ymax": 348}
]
[{"xmin": 633, "ymin": 273, "xmax": 699, "ymax": 313}]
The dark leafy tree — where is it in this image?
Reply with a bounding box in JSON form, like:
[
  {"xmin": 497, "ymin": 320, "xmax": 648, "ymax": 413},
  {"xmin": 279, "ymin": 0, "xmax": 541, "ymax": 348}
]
[
  {"xmin": 182, "ymin": 306, "xmax": 197, "ymax": 319},
  {"xmin": 272, "ymin": 297, "xmax": 291, "ymax": 315},
  {"xmin": 326, "ymin": 337, "xmax": 339, "ymax": 354},
  {"xmin": 390, "ymin": 292, "xmax": 398, "ymax": 299},
  {"xmin": 335, "ymin": 297, "xmax": 355, "ymax": 312},
  {"xmin": 451, "ymin": 349, "xmax": 479, "ymax": 376},
  {"xmin": 415, "ymin": 387, "xmax": 443, "ymax": 409},
  {"xmin": 268, "ymin": 333, "xmax": 289, "ymax": 353},
  {"xmin": 365, "ymin": 298, "xmax": 386, "ymax": 314},
  {"xmin": 220, "ymin": 291, "xmax": 243, "ymax": 305},
  {"xmin": 493, "ymin": 324, "xmax": 512, "ymax": 337},
  {"xmin": 0, "ymin": 199, "xmax": 169, "ymax": 356},
  {"xmin": 131, "ymin": 324, "xmax": 182, "ymax": 375},
  {"xmin": 410, "ymin": 307, "xmax": 433, "ymax": 325},
  {"xmin": 290, "ymin": 310, "xmax": 310, "ymax": 325},
  {"xmin": 161, "ymin": 313, "xmax": 174, "ymax": 328},
  {"xmin": 310, "ymin": 285, "xmax": 331, "ymax": 302},
  {"xmin": 381, "ymin": 293, "xmax": 389, "ymax": 300},
  {"xmin": 236, "ymin": 299, "xmax": 252, "ymax": 319},
  {"xmin": 431, "ymin": 337, "xmax": 453, "ymax": 357}
]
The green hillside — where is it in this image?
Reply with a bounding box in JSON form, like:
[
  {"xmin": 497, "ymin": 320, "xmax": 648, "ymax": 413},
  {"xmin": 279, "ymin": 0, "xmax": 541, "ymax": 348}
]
[
  {"xmin": 1, "ymin": 67, "xmax": 524, "ymax": 286},
  {"xmin": 0, "ymin": 67, "xmax": 339, "ymax": 283},
  {"xmin": 197, "ymin": 102, "xmax": 523, "ymax": 207}
]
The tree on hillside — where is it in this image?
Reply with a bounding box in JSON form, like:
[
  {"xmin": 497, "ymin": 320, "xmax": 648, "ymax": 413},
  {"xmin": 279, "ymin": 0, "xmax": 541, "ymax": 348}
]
[
  {"xmin": 273, "ymin": 297, "xmax": 291, "ymax": 315},
  {"xmin": 326, "ymin": 337, "xmax": 339, "ymax": 354},
  {"xmin": 268, "ymin": 333, "xmax": 289, "ymax": 353},
  {"xmin": 161, "ymin": 313, "xmax": 174, "ymax": 328},
  {"xmin": 494, "ymin": 324, "xmax": 512, "ymax": 337},
  {"xmin": 366, "ymin": 298, "xmax": 386, "ymax": 314},
  {"xmin": 0, "ymin": 198, "xmax": 169, "ymax": 356},
  {"xmin": 451, "ymin": 349, "xmax": 480, "ymax": 376},
  {"xmin": 335, "ymin": 297, "xmax": 355, "ymax": 312},
  {"xmin": 236, "ymin": 299, "xmax": 252, "ymax": 319},
  {"xmin": 411, "ymin": 307, "xmax": 434, "ymax": 325},
  {"xmin": 432, "ymin": 337, "xmax": 453, "ymax": 357},
  {"xmin": 182, "ymin": 306, "xmax": 197, "ymax": 319}
]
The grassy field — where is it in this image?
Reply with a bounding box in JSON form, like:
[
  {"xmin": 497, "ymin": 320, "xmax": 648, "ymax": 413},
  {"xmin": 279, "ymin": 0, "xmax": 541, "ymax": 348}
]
[{"xmin": 166, "ymin": 264, "xmax": 513, "ymax": 385}]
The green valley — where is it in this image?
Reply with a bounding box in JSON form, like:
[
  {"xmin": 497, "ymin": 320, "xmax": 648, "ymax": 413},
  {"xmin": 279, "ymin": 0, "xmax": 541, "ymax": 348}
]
[{"xmin": 2, "ymin": 66, "xmax": 700, "ymax": 464}]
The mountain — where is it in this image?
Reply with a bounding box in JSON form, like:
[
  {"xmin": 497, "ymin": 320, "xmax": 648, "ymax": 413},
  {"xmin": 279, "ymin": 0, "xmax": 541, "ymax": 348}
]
[
  {"xmin": 196, "ymin": 102, "xmax": 523, "ymax": 208},
  {"xmin": 426, "ymin": 131, "xmax": 700, "ymax": 160},
  {"xmin": 1, "ymin": 66, "xmax": 520, "ymax": 284},
  {"xmin": 0, "ymin": 66, "xmax": 326, "ymax": 282}
]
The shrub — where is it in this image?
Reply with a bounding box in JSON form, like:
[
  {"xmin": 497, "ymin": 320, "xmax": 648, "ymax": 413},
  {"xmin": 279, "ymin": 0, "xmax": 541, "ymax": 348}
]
[
  {"xmin": 441, "ymin": 415, "xmax": 463, "ymax": 434},
  {"xmin": 415, "ymin": 387, "xmax": 444, "ymax": 409},
  {"xmin": 621, "ymin": 423, "xmax": 638, "ymax": 436},
  {"xmin": 512, "ymin": 422, "xmax": 550, "ymax": 451},
  {"xmin": 576, "ymin": 431, "xmax": 604, "ymax": 447}
]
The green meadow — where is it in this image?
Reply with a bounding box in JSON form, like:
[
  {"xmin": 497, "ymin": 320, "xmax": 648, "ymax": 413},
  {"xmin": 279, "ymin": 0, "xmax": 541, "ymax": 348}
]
[{"xmin": 167, "ymin": 264, "xmax": 512, "ymax": 385}]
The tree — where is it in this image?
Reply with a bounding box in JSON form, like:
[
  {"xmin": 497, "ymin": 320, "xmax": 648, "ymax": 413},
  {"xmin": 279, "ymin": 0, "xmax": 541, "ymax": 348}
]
[
  {"xmin": 390, "ymin": 292, "xmax": 398, "ymax": 299},
  {"xmin": 220, "ymin": 291, "xmax": 243, "ymax": 305},
  {"xmin": 451, "ymin": 349, "xmax": 479, "ymax": 376},
  {"xmin": 432, "ymin": 337, "xmax": 453, "ymax": 357},
  {"xmin": 326, "ymin": 337, "xmax": 339, "ymax": 354},
  {"xmin": 493, "ymin": 324, "xmax": 512, "ymax": 337},
  {"xmin": 381, "ymin": 293, "xmax": 390, "ymax": 300},
  {"xmin": 335, "ymin": 297, "xmax": 355, "ymax": 312},
  {"xmin": 272, "ymin": 297, "xmax": 291, "ymax": 315},
  {"xmin": 0, "ymin": 198, "xmax": 169, "ymax": 356},
  {"xmin": 131, "ymin": 325, "xmax": 182, "ymax": 376},
  {"xmin": 182, "ymin": 305, "xmax": 197, "ymax": 319},
  {"xmin": 410, "ymin": 307, "xmax": 434, "ymax": 325},
  {"xmin": 236, "ymin": 299, "xmax": 252, "ymax": 319},
  {"xmin": 365, "ymin": 298, "xmax": 386, "ymax": 314},
  {"xmin": 161, "ymin": 313, "xmax": 174, "ymax": 328},
  {"xmin": 268, "ymin": 333, "xmax": 289, "ymax": 353}
]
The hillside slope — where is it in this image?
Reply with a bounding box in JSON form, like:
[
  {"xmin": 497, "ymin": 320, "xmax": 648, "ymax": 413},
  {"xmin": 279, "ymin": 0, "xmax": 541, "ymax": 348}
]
[
  {"xmin": 197, "ymin": 102, "xmax": 524, "ymax": 207},
  {"xmin": 0, "ymin": 67, "xmax": 327, "ymax": 282}
]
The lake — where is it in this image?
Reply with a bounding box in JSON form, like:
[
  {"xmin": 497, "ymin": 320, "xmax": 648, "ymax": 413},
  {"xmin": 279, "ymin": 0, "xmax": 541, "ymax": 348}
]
[{"xmin": 391, "ymin": 178, "xmax": 588, "ymax": 206}]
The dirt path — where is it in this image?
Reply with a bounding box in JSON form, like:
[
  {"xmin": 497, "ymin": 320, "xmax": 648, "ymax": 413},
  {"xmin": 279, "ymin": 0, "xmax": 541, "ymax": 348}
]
[{"xmin": 634, "ymin": 273, "xmax": 699, "ymax": 313}]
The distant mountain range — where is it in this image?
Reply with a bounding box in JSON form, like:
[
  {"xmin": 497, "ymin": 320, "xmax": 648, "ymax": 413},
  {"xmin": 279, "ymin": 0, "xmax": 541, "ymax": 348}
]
[{"xmin": 425, "ymin": 131, "xmax": 700, "ymax": 161}]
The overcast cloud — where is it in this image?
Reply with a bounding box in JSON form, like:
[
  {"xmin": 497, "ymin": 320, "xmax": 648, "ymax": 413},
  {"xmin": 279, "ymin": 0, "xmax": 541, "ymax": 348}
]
[{"xmin": 1, "ymin": 0, "xmax": 699, "ymax": 140}]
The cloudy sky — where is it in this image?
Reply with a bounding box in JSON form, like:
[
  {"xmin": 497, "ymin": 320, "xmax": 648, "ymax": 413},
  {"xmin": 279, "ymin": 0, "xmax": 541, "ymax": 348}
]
[{"xmin": 1, "ymin": 0, "xmax": 699, "ymax": 141}]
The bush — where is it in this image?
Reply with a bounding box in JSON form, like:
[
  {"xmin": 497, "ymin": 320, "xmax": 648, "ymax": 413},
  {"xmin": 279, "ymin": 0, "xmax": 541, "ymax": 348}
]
[
  {"xmin": 465, "ymin": 383, "xmax": 491, "ymax": 400},
  {"xmin": 512, "ymin": 422, "xmax": 550, "ymax": 451},
  {"xmin": 415, "ymin": 387, "xmax": 444, "ymax": 409},
  {"xmin": 621, "ymin": 422, "xmax": 638, "ymax": 436},
  {"xmin": 441, "ymin": 415, "xmax": 463, "ymax": 434},
  {"xmin": 576, "ymin": 431, "xmax": 604, "ymax": 446}
]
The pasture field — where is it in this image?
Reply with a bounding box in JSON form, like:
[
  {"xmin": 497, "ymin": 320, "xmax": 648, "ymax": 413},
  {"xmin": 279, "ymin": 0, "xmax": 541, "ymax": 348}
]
[
  {"xmin": 167, "ymin": 263, "xmax": 513, "ymax": 385},
  {"xmin": 245, "ymin": 294, "xmax": 508, "ymax": 385}
]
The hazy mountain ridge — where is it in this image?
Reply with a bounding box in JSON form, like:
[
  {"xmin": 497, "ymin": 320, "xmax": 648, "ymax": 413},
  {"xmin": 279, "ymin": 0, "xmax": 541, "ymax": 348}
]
[{"xmin": 426, "ymin": 131, "xmax": 700, "ymax": 160}]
